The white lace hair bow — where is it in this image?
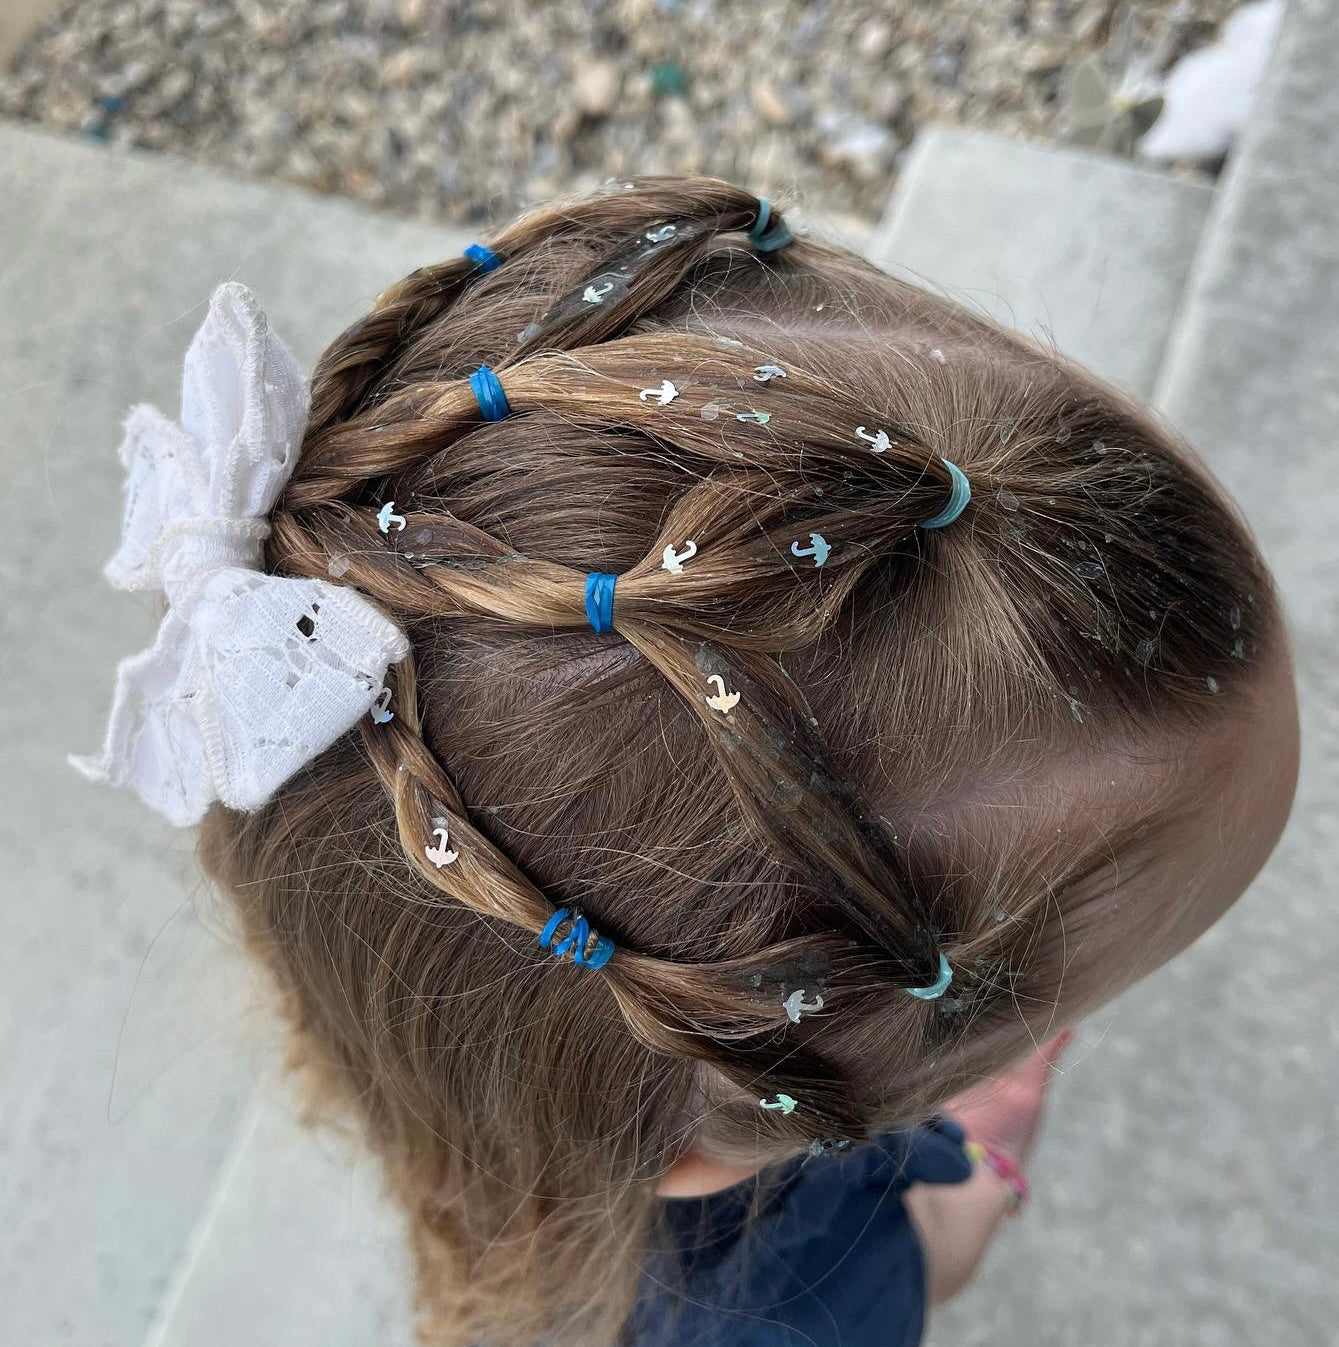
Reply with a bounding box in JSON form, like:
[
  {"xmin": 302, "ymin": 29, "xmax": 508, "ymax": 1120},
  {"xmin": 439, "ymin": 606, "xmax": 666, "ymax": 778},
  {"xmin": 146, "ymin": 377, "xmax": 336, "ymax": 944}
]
[{"xmin": 70, "ymin": 281, "xmax": 410, "ymax": 827}]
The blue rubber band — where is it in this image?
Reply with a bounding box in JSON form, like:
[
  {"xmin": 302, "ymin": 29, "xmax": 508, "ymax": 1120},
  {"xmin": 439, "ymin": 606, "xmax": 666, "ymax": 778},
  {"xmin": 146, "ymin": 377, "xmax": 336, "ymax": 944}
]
[
  {"xmin": 539, "ymin": 907, "xmax": 615, "ymax": 969},
  {"xmin": 463, "ymin": 242, "xmax": 501, "ymax": 272},
  {"xmin": 539, "ymin": 909, "xmax": 567, "ymax": 949},
  {"xmin": 469, "ymin": 364, "xmax": 511, "ymax": 421},
  {"xmin": 907, "ymin": 952, "xmax": 954, "ymax": 1000},
  {"xmin": 552, "ymin": 914, "xmax": 589, "ymax": 961},
  {"xmin": 584, "ymin": 572, "xmax": 618, "ymax": 634},
  {"xmin": 747, "ymin": 197, "xmax": 795, "ymax": 253},
  {"xmin": 920, "ymin": 459, "xmax": 971, "ymax": 529}
]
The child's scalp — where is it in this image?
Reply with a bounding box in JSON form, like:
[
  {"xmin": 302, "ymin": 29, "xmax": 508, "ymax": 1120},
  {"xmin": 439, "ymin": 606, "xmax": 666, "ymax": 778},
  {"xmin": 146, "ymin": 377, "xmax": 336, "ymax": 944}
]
[{"xmin": 198, "ymin": 174, "xmax": 1279, "ymax": 1347}]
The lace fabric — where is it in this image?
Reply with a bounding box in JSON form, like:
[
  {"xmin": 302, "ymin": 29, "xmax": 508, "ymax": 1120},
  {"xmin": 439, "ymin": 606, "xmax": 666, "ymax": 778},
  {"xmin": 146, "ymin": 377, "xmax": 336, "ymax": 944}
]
[{"xmin": 71, "ymin": 282, "xmax": 410, "ymax": 827}]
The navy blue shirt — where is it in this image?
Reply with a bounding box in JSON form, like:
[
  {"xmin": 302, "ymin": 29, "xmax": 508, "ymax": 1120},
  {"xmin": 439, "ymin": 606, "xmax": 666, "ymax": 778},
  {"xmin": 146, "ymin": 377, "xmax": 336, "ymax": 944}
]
[{"xmin": 626, "ymin": 1117, "xmax": 973, "ymax": 1347}]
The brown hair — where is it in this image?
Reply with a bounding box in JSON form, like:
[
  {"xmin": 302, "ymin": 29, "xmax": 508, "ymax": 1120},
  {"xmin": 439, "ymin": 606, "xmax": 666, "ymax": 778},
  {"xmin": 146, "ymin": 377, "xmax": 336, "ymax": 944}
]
[{"xmin": 199, "ymin": 175, "xmax": 1277, "ymax": 1346}]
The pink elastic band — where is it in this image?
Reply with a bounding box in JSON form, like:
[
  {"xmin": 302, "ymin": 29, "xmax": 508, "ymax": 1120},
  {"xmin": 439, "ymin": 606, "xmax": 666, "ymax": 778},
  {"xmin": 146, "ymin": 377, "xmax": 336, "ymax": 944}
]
[{"xmin": 965, "ymin": 1140, "xmax": 1030, "ymax": 1213}]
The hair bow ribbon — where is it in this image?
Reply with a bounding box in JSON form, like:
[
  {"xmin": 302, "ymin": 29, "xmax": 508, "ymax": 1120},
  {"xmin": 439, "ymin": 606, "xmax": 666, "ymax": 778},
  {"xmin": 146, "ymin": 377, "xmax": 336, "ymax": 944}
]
[{"xmin": 70, "ymin": 282, "xmax": 409, "ymax": 826}]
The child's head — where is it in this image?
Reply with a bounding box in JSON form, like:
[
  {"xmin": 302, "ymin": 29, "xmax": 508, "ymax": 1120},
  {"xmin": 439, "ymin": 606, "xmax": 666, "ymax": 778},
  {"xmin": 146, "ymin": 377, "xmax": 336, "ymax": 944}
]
[{"xmin": 195, "ymin": 177, "xmax": 1297, "ymax": 1347}]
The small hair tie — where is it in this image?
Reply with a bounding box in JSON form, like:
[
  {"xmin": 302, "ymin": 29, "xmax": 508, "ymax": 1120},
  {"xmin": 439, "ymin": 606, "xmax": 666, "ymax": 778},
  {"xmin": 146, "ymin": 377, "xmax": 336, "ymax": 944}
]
[
  {"xmin": 464, "ymin": 242, "xmax": 501, "ymax": 272},
  {"xmin": 584, "ymin": 571, "xmax": 618, "ymax": 634},
  {"xmin": 539, "ymin": 907, "xmax": 615, "ymax": 969},
  {"xmin": 920, "ymin": 460, "xmax": 971, "ymax": 530},
  {"xmin": 747, "ymin": 197, "xmax": 795, "ymax": 254},
  {"xmin": 907, "ymin": 952, "xmax": 953, "ymax": 1000},
  {"xmin": 469, "ymin": 364, "xmax": 511, "ymax": 421}
]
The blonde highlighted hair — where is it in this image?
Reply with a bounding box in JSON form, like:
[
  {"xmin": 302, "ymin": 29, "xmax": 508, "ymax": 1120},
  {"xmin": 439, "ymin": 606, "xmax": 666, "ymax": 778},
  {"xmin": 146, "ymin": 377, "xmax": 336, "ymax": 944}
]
[{"xmin": 199, "ymin": 175, "xmax": 1276, "ymax": 1347}]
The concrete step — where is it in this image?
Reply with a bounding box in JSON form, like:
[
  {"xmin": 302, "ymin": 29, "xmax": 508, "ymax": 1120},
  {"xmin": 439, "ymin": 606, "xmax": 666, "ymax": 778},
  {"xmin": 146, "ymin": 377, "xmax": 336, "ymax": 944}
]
[
  {"xmin": 866, "ymin": 125, "xmax": 1216, "ymax": 398},
  {"xmin": 1140, "ymin": 0, "xmax": 1339, "ymax": 1332},
  {"xmin": 918, "ymin": 8, "xmax": 1338, "ymax": 1346},
  {"xmin": 1154, "ymin": 0, "xmax": 1339, "ymax": 640},
  {"xmin": 0, "ymin": 122, "xmax": 474, "ymax": 1347},
  {"xmin": 146, "ymin": 1079, "xmax": 416, "ymax": 1347}
]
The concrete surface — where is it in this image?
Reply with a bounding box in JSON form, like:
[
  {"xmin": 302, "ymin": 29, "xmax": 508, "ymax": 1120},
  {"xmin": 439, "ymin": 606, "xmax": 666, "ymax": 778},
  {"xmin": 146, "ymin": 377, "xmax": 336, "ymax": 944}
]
[
  {"xmin": 924, "ymin": 3, "xmax": 1339, "ymax": 1345},
  {"xmin": 0, "ymin": 123, "xmax": 469, "ymax": 1347},
  {"xmin": 867, "ymin": 125, "xmax": 1216, "ymax": 400},
  {"xmin": 144, "ymin": 1088, "xmax": 416, "ymax": 1347},
  {"xmin": 2, "ymin": 22, "xmax": 1336, "ymax": 1337}
]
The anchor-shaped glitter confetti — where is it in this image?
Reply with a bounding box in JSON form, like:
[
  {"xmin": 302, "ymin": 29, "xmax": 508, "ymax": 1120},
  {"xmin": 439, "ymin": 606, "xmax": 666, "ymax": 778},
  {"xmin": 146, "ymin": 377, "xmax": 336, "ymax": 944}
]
[
  {"xmin": 790, "ymin": 533, "xmax": 830, "ymax": 567},
  {"xmin": 705, "ymin": 674, "xmax": 740, "ymax": 713},
  {"xmin": 425, "ymin": 816, "xmax": 459, "ymax": 868},
  {"xmin": 808, "ymin": 1137, "xmax": 852, "ymax": 1158},
  {"xmin": 639, "ymin": 379, "xmax": 679, "ymax": 405},
  {"xmin": 736, "ymin": 410, "xmax": 771, "ymax": 425},
  {"xmin": 645, "ymin": 223, "xmax": 677, "ymax": 243},
  {"xmin": 855, "ymin": 426, "xmax": 892, "ymax": 453},
  {"xmin": 759, "ymin": 1093, "xmax": 797, "ymax": 1114},
  {"xmin": 753, "ymin": 364, "xmax": 786, "ymax": 382},
  {"xmin": 661, "ymin": 539, "xmax": 697, "ymax": 574},
  {"xmin": 369, "ymin": 687, "xmax": 394, "ymax": 724},
  {"xmin": 378, "ymin": 501, "xmax": 407, "ymax": 533},
  {"xmin": 783, "ymin": 989, "xmax": 825, "ymax": 1023},
  {"xmin": 583, "ymin": 281, "xmax": 615, "ymax": 304}
]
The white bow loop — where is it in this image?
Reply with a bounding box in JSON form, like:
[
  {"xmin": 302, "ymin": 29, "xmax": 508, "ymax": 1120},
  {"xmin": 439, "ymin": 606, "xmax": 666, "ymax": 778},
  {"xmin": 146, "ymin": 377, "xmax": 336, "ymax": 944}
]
[{"xmin": 71, "ymin": 282, "xmax": 410, "ymax": 827}]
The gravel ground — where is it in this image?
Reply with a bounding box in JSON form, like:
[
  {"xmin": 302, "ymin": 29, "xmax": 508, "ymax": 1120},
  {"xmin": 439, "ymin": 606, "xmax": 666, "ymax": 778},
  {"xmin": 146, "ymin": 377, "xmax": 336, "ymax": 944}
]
[{"xmin": 1, "ymin": 0, "xmax": 1240, "ymax": 228}]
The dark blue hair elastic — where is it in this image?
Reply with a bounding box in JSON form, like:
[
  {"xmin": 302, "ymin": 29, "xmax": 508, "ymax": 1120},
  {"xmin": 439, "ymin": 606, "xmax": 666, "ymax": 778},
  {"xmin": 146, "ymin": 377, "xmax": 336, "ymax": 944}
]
[
  {"xmin": 747, "ymin": 197, "xmax": 795, "ymax": 254},
  {"xmin": 539, "ymin": 908, "xmax": 615, "ymax": 969},
  {"xmin": 469, "ymin": 364, "xmax": 511, "ymax": 421},
  {"xmin": 584, "ymin": 571, "xmax": 617, "ymax": 634},
  {"xmin": 463, "ymin": 242, "xmax": 501, "ymax": 272}
]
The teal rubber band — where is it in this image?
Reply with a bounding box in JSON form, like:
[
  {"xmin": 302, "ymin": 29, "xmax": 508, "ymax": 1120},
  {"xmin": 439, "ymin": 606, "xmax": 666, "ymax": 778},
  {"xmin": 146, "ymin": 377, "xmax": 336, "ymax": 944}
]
[
  {"xmin": 907, "ymin": 952, "xmax": 953, "ymax": 1000},
  {"xmin": 747, "ymin": 197, "xmax": 795, "ymax": 253},
  {"xmin": 920, "ymin": 459, "xmax": 971, "ymax": 529}
]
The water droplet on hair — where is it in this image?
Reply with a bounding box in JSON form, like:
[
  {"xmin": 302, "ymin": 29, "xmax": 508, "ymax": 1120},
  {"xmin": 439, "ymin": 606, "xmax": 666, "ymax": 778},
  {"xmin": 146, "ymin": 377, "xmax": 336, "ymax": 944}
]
[
  {"xmin": 1093, "ymin": 440, "xmax": 1107, "ymax": 455},
  {"xmin": 807, "ymin": 716, "xmax": 818, "ymax": 727},
  {"xmin": 998, "ymin": 417, "xmax": 1017, "ymax": 445},
  {"xmin": 1056, "ymin": 424, "xmax": 1072, "ymax": 445},
  {"xmin": 1231, "ymin": 636, "xmax": 1245, "ymax": 659},
  {"xmin": 814, "ymin": 486, "xmax": 824, "ymax": 497},
  {"xmin": 1206, "ymin": 676, "xmax": 1220, "ymax": 693},
  {"xmin": 1076, "ymin": 560, "xmax": 1105, "ymax": 580},
  {"xmin": 930, "ymin": 348, "xmax": 946, "ymax": 363},
  {"xmin": 1135, "ymin": 638, "xmax": 1157, "ymax": 665},
  {"xmin": 997, "ymin": 489, "xmax": 1020, "ymax": 512},
  {"xmin": 1229, "ymin": 604, "xmax": 1242, "ymax": 629},
  {"xmin": 1047, "ymin": 497, "xmax": 1057, "ymax": 506},
  {"xmin": 1103, "ymin": 533, "xmax": 1113, "ymax": 543},
  {"xmin": 327, "ymin": 554, "xmax": 350, "ymax": 578},
  {"xmin": 814, "ymin": 304, "xmax": 825, "ymax": 311}
]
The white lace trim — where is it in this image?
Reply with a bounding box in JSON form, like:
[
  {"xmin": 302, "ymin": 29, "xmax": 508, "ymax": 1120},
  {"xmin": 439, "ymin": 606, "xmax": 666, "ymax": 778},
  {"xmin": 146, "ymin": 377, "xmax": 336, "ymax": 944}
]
[{"xmin": 71, "ymin": 282, "xmax": 410, "ymax": 827}]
